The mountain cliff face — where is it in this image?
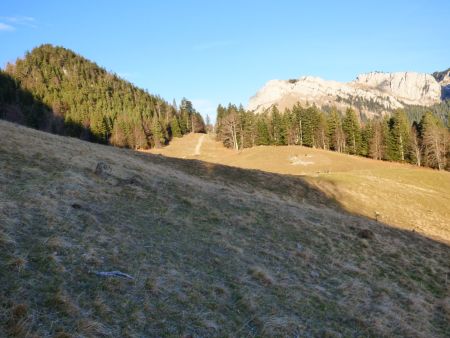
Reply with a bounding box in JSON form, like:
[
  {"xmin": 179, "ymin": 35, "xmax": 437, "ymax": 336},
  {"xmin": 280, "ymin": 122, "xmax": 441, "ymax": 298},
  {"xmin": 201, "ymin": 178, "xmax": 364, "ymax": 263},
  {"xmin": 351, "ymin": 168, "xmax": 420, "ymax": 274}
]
[
  {"xmin": 433, "ymin": 68, "xmax": 450, "ymax": 99},
  {"xmin": 248, "ymin": 71, "xmax": 447, "ymax": 118}
]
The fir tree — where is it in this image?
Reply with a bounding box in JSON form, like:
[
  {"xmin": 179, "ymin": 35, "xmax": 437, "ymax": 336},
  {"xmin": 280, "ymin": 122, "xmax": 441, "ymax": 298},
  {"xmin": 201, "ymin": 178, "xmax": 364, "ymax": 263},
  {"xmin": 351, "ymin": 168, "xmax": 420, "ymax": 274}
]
[
  {"xmin": 170, "ymin": 117, "xmax": 182, "ymax": 137},
  {"xmin": 255, "ymin": 115, "xmax": 270, "ymax": 145},
  {"xmin": 342, "ymin": 108, "xmax": 361, "ymax": 155},
  {"xmin": 387, "ymin": 109, "xmax": 411, "ymax": 162},
  {"xmin": 327, "ymin": 108, "xmax": 345, "ymax": 152},
  {"xmin": 271, "ymin": 106, "xmax": 285, "ymax": 145},
  {"xmin": 1, "ymin": 44, "xmax": 204, "ymax": 149}
]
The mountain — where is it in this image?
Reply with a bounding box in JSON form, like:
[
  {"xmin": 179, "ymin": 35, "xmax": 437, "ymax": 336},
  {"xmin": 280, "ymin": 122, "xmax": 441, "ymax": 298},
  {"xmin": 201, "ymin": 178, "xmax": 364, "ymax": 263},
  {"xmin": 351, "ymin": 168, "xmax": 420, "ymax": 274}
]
[
  {"xmin": 433, "ymin": 68, "xmax": 450, "ymax": 85},
  {"xmin": 1, "ymin": 119, "xmax": 449, "ymax": 337},
  {"xmin": 433, "ymin": 68, "xmax": 450, "ymax": 99},
  {"xmin": 248, "ymin": 71, "xmax": 448, "ymax": 118},
  {"xmin": 0, "ymin": 44, "xmax": 204, "ymax": 149}
]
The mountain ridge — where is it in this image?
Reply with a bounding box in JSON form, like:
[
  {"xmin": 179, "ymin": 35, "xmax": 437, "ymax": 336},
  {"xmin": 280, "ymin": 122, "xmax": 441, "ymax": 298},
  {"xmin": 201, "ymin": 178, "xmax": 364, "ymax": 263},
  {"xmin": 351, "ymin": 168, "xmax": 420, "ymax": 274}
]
[{"xmin": 248, "ymin": 70, "xmax": 449, "ymax": 118}]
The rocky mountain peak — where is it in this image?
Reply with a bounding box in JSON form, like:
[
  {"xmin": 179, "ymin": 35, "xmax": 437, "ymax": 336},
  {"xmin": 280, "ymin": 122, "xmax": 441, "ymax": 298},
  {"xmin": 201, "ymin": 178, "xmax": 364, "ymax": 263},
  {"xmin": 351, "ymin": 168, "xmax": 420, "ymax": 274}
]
[{"xmin": 248, "ymin": 70, "xmax": 445, "ymax": 118}]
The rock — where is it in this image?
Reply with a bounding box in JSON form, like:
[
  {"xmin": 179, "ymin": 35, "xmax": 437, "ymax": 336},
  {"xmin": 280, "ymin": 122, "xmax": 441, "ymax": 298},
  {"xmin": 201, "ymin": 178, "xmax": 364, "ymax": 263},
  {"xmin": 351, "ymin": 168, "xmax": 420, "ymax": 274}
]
[
  {"xmin": 121, "ymin": 175, "xmax": 142, "ymax": 186},
  {"xmin": 310, "ymin": 270, "xmax": 319, "ymax": 278},
  {"xmin": 432, "ymin": 68, "xmax": 450, "ymax": 99},
  {"xmin": 357, "ymin": 229, "xmax": 374, "ymax": 240},
  {"xmin": 71, "ymin": 203, "xmax": 82, "ymax": 209},
  {"xmin": 354, "ymin": 72, "xmax": 440, "ymax": 105},
  {"xmin": 94, "ymin": 162, "xmax": 112, "ymax": 178},
  {"xmin": 432, "ymin": 68, "xmax": 450, "ymax": 86},
  {"xmin": 247, "ymin": 71, "xmax": 443, "ymax": 119}
]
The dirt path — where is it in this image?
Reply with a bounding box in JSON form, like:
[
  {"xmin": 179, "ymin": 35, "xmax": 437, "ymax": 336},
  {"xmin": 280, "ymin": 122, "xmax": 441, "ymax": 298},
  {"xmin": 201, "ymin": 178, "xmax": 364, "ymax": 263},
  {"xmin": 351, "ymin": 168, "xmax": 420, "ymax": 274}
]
[{"xmin": 194, "ymin": 134, "xmax": 205, "ymax": 156}]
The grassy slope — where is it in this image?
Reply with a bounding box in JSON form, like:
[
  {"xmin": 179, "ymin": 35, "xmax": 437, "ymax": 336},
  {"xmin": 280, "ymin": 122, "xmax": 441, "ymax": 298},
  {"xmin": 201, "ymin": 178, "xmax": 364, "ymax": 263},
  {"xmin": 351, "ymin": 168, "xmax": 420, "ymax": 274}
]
[
  {"xmin": 0, "ymin": 120, "xmax": 449, "ymax": 337},
  {"xmin": 148, "ymin": 133, "xmax": 450, "ymax": 243}
]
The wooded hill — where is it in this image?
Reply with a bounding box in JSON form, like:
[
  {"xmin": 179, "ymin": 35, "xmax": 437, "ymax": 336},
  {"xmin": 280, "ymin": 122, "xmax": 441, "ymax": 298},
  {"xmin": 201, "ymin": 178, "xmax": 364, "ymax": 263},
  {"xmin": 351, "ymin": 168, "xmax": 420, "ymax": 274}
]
[
  {"xmin": 216, "ymin": 104, "xmax": 450, "ymax": 170},
  {"xmin": 0, "ymin": 44, "xmax": 205, "ymax": 149}
]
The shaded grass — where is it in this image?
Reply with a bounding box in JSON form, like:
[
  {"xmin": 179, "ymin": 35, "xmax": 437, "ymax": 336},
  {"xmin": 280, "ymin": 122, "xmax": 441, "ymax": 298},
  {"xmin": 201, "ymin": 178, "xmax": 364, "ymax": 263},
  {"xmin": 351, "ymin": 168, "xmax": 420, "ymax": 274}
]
[{"xmin": 0, "ymin": 121, "xmax": 449, "ymax": 337}]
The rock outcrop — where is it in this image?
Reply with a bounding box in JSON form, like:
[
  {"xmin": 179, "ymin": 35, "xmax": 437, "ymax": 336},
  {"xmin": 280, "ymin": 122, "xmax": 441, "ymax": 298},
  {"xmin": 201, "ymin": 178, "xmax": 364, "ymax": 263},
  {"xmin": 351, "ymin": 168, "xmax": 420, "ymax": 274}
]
[
  {"xmin": 248, "ymin": 71, "xmax": 445, "ymax": 118},
  {"xmin": 433, "ymin": 68, "xmax": 450, "ymax": 99}
]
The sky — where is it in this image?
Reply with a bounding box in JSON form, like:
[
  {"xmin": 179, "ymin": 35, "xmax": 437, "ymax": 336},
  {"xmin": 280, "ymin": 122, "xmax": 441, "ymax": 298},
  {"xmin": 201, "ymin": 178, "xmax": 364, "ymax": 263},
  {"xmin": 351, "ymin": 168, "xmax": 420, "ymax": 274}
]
[{"xmin": 1, "ymin": 0, "xmax": 449, "ymax": 121}]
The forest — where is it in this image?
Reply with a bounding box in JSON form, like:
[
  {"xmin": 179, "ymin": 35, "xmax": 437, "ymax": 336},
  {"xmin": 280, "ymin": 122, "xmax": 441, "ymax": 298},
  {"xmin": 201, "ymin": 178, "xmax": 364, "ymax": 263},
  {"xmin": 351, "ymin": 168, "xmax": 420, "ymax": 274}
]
[
  {"xmin": 215, "ymin": 103, "xmax": 450, "ymax": 171},
  {"xmin": 0, "ymin": 44, "xmax": 205, "ymax": 149}
]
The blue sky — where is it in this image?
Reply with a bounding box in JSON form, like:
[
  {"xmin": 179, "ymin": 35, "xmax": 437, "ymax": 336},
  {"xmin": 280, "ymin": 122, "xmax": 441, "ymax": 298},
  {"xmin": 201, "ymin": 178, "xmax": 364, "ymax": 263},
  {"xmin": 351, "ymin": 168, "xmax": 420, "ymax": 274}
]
[{"xmin": 1, "ymin": 0, "xmax": 449, "ymax": 121}]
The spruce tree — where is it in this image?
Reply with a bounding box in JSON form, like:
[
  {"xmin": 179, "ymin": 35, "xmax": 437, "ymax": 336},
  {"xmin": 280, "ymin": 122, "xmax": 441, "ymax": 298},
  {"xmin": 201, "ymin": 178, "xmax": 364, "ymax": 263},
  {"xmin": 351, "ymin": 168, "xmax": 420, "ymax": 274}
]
[
  {"xmin": 255, "ymin": 116, "xmax": 271, "ymax": 145},
  {"xmin": 1, "ymin": 44, "xmax": 204, "ymax": 149},
  {"xmin": 151, "ymin": 116, "xmax": 165, "ymax": 148},
  {"xmin": 327, "ymin": 108, "xmax": 345, "ymax": 152},
  {"xmin": 342, "ymin": 108, "xmax": 361, "ymax": 155},
  {"xmin": 170, "ymin": 117, "xmax": 182, "ymax": 137},
  {"xmin": 387, "ymin": 109, "xmax": 412, "ymax": 162},
  {"xmin": 271, "ymin": 106, "xmax": 285, "ymax": 145}
]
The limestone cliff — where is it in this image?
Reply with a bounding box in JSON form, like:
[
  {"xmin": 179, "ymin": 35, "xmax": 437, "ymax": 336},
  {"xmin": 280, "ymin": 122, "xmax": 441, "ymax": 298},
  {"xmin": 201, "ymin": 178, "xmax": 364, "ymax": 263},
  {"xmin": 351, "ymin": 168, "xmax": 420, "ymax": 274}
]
[{"xmin": 248, "ymin": 71, "xmax": 445, "ymax": 118}]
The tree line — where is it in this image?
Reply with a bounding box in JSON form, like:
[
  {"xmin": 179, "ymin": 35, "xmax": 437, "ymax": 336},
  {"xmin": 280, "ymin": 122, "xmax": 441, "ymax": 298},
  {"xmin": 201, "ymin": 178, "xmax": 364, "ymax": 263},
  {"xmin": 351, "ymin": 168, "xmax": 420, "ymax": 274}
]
[
  {"xmin": 215, "ymin": 103, "xmax": 450, "ymax": 171},
  {"xmin": 0, "ymin": 44, "xmax": 205, "ymax": 149}
]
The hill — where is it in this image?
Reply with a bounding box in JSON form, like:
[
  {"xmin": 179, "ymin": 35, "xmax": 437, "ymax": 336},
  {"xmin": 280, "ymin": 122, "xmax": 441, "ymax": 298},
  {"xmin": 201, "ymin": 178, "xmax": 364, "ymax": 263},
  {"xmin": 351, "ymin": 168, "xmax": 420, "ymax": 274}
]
[
  {"xmin": 148, "ymin": 133, "xmax": 450, "ymax": 243},
  {"xmin": 1, "ymin": 120, "xmax": 449, "ymax": 337},
  {"xmin": 248, "ymin": 71, "xmax": 450, "ymax": 119},
  {"xmin": 0, "ymin": 44, "xmax": 204, "ymax": 148}
]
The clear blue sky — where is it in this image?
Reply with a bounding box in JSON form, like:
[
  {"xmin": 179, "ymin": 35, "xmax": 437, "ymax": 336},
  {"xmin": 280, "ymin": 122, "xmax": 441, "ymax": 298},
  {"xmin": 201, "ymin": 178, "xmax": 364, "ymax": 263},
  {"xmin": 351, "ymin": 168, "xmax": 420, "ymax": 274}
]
[{"xmin": 1, "ymin": 0, "xmax": 449, "ymax": 121}]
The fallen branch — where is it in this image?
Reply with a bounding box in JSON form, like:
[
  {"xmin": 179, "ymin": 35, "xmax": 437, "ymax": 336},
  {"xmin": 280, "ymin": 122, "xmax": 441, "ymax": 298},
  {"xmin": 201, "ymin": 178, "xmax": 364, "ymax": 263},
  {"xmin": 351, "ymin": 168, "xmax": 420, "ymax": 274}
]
[{"xmin": 94, "ymin": 271, "xmax": 134, "ymax": 279}]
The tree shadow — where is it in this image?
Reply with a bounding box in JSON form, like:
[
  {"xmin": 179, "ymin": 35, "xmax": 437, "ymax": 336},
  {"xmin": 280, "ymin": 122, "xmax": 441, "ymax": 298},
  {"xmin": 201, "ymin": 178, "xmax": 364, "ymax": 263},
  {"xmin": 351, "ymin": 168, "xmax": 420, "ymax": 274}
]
[
  {"xmin": 442, "ymin": 84, "xmax": 450, "ymax": 100},
  {"xmin": 136, "ymin": 150, "xmax": 449, "ymax": 248},
  {"xmin": 0, "ymin": 71, "xmax": 94, "ymax": 141},
  {"xmin": 1, "ymin": 119, "xmax": 448, "ymax": 336}
]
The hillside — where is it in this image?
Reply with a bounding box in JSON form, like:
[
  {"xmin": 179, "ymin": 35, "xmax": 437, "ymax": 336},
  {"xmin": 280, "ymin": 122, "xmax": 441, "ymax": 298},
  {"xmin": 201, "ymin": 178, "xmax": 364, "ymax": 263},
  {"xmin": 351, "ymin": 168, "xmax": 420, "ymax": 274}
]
[
  {"xmin": 1, "ymin": 120, "xmax": 448, "ymax": 337},
  {"xmin": 0, "ymin": 44, "xmax": 204, "ymax": 148},
  {"xmin": 247, "ymin": 71, "xmax": 449, "ymax": 118},
  {"xmin": 148, "ymin": 133, "xmax": 450, "ymax": 243}
]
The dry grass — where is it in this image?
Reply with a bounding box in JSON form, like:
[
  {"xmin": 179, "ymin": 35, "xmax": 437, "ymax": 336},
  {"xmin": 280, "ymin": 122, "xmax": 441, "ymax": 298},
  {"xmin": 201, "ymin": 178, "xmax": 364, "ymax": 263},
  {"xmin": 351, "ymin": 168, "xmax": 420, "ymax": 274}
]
[
  {"xmin": 147, "ymin": 133, "xmax": 450, "ymax": 243},
  {"xmin": 0, "ymin": 120, "xmax": 449, "ymax": 337}
]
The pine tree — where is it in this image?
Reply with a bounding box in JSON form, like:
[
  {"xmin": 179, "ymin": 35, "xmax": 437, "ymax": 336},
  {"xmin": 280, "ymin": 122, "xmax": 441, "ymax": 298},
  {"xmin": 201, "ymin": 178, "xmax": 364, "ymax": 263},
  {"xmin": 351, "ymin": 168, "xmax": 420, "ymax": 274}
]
[
  {"xmin": 342, "ymin": 108, "xmax": 361, "ymax": 155},
  {"xmin": 327, "ymin": 108, "xmax": 345, "ymax": 152},
  {"xmin": 1, "ymin": 44, "xmax": 201, "ymax": 149},
  {"xmin": 367, "ymin": 119, "xmax": 385, "ymax": 160},
  {"xmin": 90, "ymin": 113, "xmax": 109, "ymax": 143},
  {"xmin": 151, "ymin": 115, "xmax": 165, "ymax": 148},
  {"xmin": 271, "ymin": 106, "xmax": 285, "ymax": 145},
  {"xmin": 315, "ymin": 111, "xmax": 329, "ymax": 150},
  {"xmin": 386, "ymin": 109, "xmax": 411, "ymax": 162},
  {"xmin": 255, "ymin": 115, "xmax": 270, "ymax": 145},
  {"xmin": 283, "ymin": 109, "xmax": 297, "ymax": 145},
  {"xmin": 170, "ymin": 117, "xmax": 182, "ymax": 137},
  {"xmin": 360, "ymin": 121, "xmax": 372, "ymax": 157}
]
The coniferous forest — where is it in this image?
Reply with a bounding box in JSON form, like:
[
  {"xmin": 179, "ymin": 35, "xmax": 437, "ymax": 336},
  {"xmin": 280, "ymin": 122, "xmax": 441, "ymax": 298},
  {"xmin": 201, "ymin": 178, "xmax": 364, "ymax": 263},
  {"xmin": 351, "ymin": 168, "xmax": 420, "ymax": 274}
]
[
  {"xmin": 1, "ymin": 44, "xmax": 448, "ymax": 171},
  {"xmin": 0, "ymin": 44, "xmax": 205, "ymax": 149},
  {"xmin": 215, "ymin": 103, "xmax": 450, "ymax": 171}
]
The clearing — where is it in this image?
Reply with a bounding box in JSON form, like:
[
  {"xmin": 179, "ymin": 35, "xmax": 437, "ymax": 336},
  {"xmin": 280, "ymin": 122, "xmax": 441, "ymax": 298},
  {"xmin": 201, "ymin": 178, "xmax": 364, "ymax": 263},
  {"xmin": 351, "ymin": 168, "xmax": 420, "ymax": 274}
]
[{"xmin": 147, "ymin": 133, "xmax": 450, "ymax": 243}]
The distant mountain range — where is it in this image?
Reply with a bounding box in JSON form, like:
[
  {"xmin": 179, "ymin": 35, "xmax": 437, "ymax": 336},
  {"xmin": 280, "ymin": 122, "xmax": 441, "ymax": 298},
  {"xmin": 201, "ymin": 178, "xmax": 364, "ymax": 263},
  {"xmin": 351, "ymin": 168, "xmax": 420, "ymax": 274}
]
[{"xmin": 248, "ymin": 70, "xmax": 450, "ymax": 119}]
